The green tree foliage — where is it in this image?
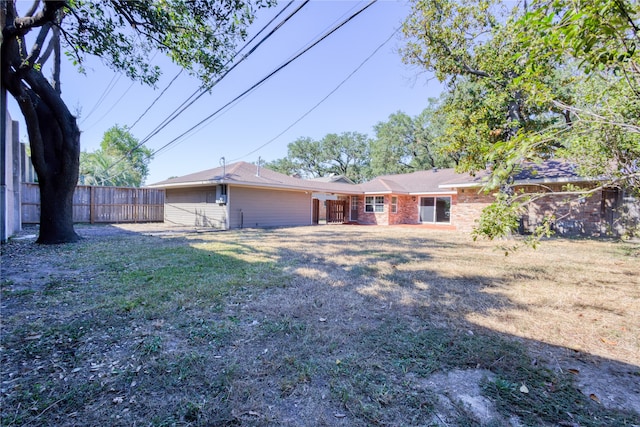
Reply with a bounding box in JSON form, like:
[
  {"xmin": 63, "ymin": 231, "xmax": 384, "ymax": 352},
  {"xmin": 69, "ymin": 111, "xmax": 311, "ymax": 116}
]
[
  {"xmin": 401, "ymin": 0, "xmax": 640, "ymax": 242},
  {"xmin": 516, "ymin": 0, "xmax": 640, "ymax": 191},
  {"xmin": 266, "ymin": 132, "xmax": 372, "ymax": 183},
  {"xmin": 80, "ymin": 125, "xmax": 152, "ymax": 187},
  {"xmin": 370, "ymin": 101, "xmax": 456, "ymax": 176},
  {"xmin": 1, "ymin": 0, "xmax": 272, "ymax": 243}
]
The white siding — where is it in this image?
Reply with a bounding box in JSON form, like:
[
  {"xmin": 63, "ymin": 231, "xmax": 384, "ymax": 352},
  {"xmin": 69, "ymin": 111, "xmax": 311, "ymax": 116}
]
[
  {"xmin": 165, "ymin": 187, "xmax": 228, "ymax": 228},
  {"xmin": 228, "ymin": 186, "xmax": 311, "ymax": 229}
]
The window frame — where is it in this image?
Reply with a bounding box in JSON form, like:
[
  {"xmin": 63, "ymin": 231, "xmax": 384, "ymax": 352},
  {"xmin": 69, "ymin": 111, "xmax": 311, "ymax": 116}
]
[
  {"xmin": 419, "ymin": 196, "xmax": 451, "ymax": 224},
  {"xmin": 365, "ymin": 195, "xmax": 385, "ymax": 213},
  {"xmin": 391, "ymin": 196, "xmax": 398, "ymax": 214}
]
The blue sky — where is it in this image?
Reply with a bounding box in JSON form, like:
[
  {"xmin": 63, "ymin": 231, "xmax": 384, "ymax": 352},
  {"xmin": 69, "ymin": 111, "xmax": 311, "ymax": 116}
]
[{"xmin": 9, "ymin": 0, "xmax": 442, "ymax": 184}]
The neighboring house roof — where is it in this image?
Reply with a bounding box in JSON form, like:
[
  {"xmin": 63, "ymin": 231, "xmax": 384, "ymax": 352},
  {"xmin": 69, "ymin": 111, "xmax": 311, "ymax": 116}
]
[{"xmin": 307, "ymin": 175, "xmax": 355, "ymax": 184}]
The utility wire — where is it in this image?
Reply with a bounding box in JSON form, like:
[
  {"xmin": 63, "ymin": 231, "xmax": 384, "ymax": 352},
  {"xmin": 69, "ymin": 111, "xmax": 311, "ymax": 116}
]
[
  {"xmin": 128, "ymin": 69, "xmax": 183, "ymax": 130},
  {"xmin": 100, "ymin": 0, "xmax": 299, "ymax": 178},
  {"xmin": 231, "ymin": 26, "xmax": 400, "ymax": 162},
  {"xmin": 153, "ymin": 2, "xmax": 364, "ymax": 158},
  {"xmin": 80, "ymin": 72, "xmax": 121, "ymax": 124},
  {"xmin": 137, "ymin": 0, "xmax": 304, "ymax": 148},
  {"xmin": 83, "ymin": 80, "xmax": 136, "ymax": 131},
  {"xmin": 151, "ymin": 0, "xmax": 378, "ymax": 158}
]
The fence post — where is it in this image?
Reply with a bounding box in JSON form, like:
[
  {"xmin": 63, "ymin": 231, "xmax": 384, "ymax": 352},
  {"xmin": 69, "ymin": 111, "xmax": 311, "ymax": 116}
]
[
  {"xmin": 90, "ymin": 186, "xmax": 95, "ymax": 224},
  {"xmin": 134, "ymin": 189, "xmax": 139, "ymax": 223}
]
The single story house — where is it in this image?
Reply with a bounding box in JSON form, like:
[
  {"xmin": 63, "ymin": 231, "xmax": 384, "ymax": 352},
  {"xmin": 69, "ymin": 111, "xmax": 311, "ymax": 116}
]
[
  {"xmin": 147, "ymin": 160, "xmax": 637, "ymax": 236},
  {"xmin": 147, "ymin": 161, "xmax": 359, "ymax": 229}
]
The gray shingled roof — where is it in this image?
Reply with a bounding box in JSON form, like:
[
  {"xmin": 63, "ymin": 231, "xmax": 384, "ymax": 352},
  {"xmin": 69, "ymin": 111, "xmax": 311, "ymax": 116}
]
[
  {"xmin": 148, "ymin": 161, "xmax": 361, "ymax": 194},
  {"xmin": 440, "ymin": 160, "xmax": 589, "ymax": 188},
  {"xmin": 148, "ymin": 160, "xmax": 592, "ymax": 194},
  {"xmin": 360, "ymin": 168, "xmax": 464, "ymax": 193}
]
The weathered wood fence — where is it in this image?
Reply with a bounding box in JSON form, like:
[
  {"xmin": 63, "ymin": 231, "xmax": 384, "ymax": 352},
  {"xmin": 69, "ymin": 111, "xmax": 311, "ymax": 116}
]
[
  {"xmin": 22, "ymin": 183, "xmax": 165, "ymax": 224},
  {"xmin": 326, "ymin": 200, "xmax": 346, "ymax": 224}
]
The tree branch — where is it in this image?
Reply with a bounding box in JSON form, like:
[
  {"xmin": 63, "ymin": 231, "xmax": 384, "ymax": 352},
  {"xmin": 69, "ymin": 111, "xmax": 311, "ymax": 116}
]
[
  {"xmin": 552, "ymin": 100, "xmax": 640, "ymax": 134},
  {"xmin": 20, "ymin": 22, "xmax": 51, "ymax": 70},
  {"xmin": 35, "ymin": 31, "xmax": 55, "ymax": 66},
  {"xmin": 25, "ymin": 0, "xmax": 40, "ymax": 18},
  {"xmin": 13, "ymin": 1, "xmax": 65, "ymax": 31}
]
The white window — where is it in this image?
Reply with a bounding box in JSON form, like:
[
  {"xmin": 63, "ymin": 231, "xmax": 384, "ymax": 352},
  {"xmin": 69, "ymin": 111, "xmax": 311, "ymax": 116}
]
[
  {"xmin": 391, "ymin": 196, "xmax": 398, "ymax": 214},
  {"xmin": 365, "ymin": 196, "xmax": 385, "ymax": 213}
]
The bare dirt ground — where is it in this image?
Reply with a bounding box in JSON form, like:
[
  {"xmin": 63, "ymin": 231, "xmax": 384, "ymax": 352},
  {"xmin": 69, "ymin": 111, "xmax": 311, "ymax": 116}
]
[{"xmin": 1, "ymin": 223, "xmax": 639, "ymax": 426}]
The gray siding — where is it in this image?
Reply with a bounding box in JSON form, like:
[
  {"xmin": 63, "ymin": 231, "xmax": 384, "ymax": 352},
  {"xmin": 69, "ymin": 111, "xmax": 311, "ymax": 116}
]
[
  {"xmin": 228, "ymin": 186, "xmax": 311, "ymax": 229},
  {"xmin": 165, "ymin": 187, "xmax": 228, "ymax": 228}
]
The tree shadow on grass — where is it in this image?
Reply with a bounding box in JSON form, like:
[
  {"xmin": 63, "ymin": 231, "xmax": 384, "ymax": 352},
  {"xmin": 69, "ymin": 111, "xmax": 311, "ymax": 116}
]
[{"xmin": 1, "ymin": 224, "xmax": 638, "ymax": 426}]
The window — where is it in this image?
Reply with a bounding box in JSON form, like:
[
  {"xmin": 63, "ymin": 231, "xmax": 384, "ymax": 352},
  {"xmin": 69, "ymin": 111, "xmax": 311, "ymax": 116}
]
[
  {"xmin": 365, "ymin": 196, "xmax": 385, "ymax": 213},
  {"xmin": 419, "ymin": 196, "xmax": 451, "ymax": 223},
  {"xmin": 391, "ymin": 196, "xmax": 398, "ymax": 213}
]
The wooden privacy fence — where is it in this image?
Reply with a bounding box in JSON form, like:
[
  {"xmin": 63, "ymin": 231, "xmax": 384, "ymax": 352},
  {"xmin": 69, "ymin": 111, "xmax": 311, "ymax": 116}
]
[
  {"xmin": 326, "ymin": 200, "xmax": 346, "ymax": 224},
  {"xmin": 22, "ymin": 183, "xmax": 165, "ymax": 224}
]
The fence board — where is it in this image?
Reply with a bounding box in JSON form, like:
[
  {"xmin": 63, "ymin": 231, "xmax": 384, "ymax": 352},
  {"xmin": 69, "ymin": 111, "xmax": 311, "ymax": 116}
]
[{"xmin": 21, "ymin": 183, "xmax": 165, "ymax": 224}]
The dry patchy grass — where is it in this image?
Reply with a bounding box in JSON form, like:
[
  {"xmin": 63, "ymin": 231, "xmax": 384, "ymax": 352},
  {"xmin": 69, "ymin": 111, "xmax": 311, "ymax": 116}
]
[{"xmin": 1, "ymin": 224, "xmax": 639, "ymax": 426}]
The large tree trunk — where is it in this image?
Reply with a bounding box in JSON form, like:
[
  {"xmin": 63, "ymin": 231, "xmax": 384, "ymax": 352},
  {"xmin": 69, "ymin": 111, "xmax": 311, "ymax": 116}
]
[
  {"xmin": 31, "ymin": 92, "xmax": 81, "ymax": 244},
  {"xmin": 1, "ymin": 1, "xmax": 80, "ymax": 244}
]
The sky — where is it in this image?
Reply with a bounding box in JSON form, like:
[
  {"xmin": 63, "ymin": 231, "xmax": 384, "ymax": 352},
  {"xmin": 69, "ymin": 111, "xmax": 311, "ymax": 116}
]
[{"xmin": 9, "ymin": 0, "xmax": 443, "ymax": 185}]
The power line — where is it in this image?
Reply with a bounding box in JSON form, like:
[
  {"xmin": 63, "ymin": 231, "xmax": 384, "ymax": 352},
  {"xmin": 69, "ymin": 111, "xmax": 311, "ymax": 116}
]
[
  {"xmin": 136, "ymin": 0, "xmax": 305, "ymax": 148},
  {"xmin": 83, "ymin": 80, "xmax": 136, "ymax": 131},
  {"xmin": 152, "ymin": 2, "xmax": 365, "ymax": 159},
  {"xmin": 149, "ymin": 2, "xmax": 363, "ymax": 158},
  {"xmin": 231, "ymin": 26, "xmax": 401, "ymax": 162},
  {"xmin": 128, "ymin": 69, "xmax": 183, "ymax": 130},
  {"xmin": 100, "ymin": 0, "xmax": 301, "ymax": 179},
  {"xmin": 151, "ymin": 0, "xmax": 378, "ymax": 158},
  {"xmin": 79, "ymin": 72, "xmax": 121, "ymax": 124}
]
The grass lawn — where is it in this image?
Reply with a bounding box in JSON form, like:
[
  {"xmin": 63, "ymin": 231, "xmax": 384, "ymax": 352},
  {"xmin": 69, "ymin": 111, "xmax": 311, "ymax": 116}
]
[{"xmin": 1, "ymin": 224, "xmax": 639, "ymax": 426}]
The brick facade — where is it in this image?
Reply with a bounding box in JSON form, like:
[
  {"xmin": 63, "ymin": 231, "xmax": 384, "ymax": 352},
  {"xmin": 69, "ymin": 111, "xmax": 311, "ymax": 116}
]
[
  {"xmin": 351, "ymin": 193, "xmax": 459, "ymax": 229},
  {"xmin": 390, "ymin": 195, "xmax": 417, "ymax": 224},
  {"xmin": 519, "ymin": 184, "xmax": 605, "ymax": 236},
  {"xmin": 452, "ymin": 189, "xmax": 495, "ymax": 233}
]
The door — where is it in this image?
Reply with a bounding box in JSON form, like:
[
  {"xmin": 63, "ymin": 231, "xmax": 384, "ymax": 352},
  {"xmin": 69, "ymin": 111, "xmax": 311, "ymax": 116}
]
[
  {"xmin": 350, "ymin": 196, "xmax": 359, "ymax": 221},
  {"xmin": 312, "ymin": 199, "xmax": 320, "ymax": 224},
  {"xmin": 420, "ymin": 196, "xmax": 451, "ymax": 223}
]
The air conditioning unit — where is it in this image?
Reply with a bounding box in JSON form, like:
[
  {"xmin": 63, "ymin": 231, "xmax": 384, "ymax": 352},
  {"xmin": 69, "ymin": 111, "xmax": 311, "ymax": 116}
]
[{"xmin": 216, "ymin": 195, "xmax": 227, "ymax": 204}]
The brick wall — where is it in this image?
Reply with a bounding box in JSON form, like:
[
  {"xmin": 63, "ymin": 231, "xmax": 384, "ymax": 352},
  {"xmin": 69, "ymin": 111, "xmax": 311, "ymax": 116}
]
[
  {"xmin": 357, "ymin": 194, "xmax": 389, "ymax": 225},
  {"xmin": 452, "ymin": 189, "xmax": 494, "ymax": 233},
  {"xmin": 521, "ymin": 184, "xmax": 604, "ymax": 236},
  {"xmin": 355, "ymin": 194, "xmax": 461, "ymax": 228},
  {"xmin": 390, "ymin": 195, "xmax": 417, "ymax": 224}
]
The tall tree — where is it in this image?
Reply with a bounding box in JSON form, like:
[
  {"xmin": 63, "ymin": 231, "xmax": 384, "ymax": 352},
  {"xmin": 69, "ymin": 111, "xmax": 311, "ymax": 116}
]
[
  {"xmin": 401, "ymin": 0, "xmax": 640, "ymax": 242},
  {"xmin": 321, "ymin": 132, "xmax": 371, "ymax": 183},
  {"xmin": 371, "ymin": 102, "xmax": 456, "ymax": 176},
  {"xmin": 80, "ymin": 125, "xmax": 152, "ymax": 187},
  {"xmin": 266, "ymin": 132, "xmax": 372, "ymax": 183},
  {"xmin": 1, "ymin": 0, "xmax": 272, "ymax": 243}
]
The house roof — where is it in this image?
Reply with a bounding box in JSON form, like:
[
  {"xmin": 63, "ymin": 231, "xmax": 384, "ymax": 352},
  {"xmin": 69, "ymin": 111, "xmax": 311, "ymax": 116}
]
[
  {"xmin": 440, "ymin": 160, "xmax": 591, "ymax": 189},
  {"xmin": 147, "ymin": 161, "xmax": 361, "ymax": 194},
  {"xmin": 360, "ymin": 168, "xmax": 464, "ymax": 194},
  {"xmin": 148, "ymin": 160, "xmax": 595, "ymax": 195}
]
